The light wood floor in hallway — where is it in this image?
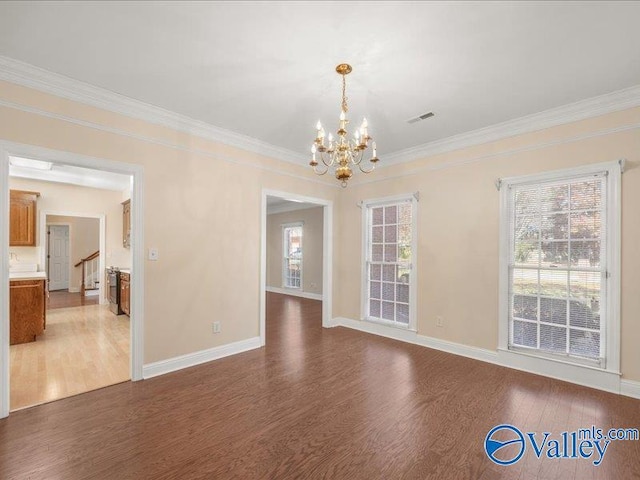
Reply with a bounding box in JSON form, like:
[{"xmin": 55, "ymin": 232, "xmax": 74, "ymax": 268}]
[
  {"xmin": 1, "ymin": 293, "xmax": 639, "ymax": 479},
  {"xmin": 10, "ymin": 304, "xmax": 130, "ymax": 410}
]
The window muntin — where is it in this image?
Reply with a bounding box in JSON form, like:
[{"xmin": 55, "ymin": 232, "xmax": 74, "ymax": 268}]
[
  {"xmin": 508, "ymin": 175, "xmax": 606, "ymax": 364},
  {"xmin": 283, "ymin": 224, "xmax": 302, "ymax": 289},
  {"xmin": 365, "ymin": 199, "xmax": 414, "ymax": 327}
]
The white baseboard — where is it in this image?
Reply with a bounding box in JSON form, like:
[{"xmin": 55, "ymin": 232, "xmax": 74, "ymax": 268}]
[
  {"xmin": 68, "ymin": 287, "xmax": 80, "ymax": 293},
  {"xmin": 496, "ymin": 348, "xmax": 621, "ymax": 394},
  {"xmin": 621, "ymin": 379, "xmax": 640, "ymax": 400},
  {"xmin": 266, "ymin": 286, "xmax": 323, "ymax": 301},
  {"xmin": 330, "ymin": 317, "xmax": 499, "ymax": 365},
  {"xmin": 84, "ymin": 289, "xmax": 99, "ymax": 297},
  {"xmin": 142, "ymin": 336, "xmax": 261, "ymax": 379},
  {"xmin": 331, "ymin": 317, "xmax": 638, "ymax": 399},
  {"xmin": 418, "ymin": 331, "xmax": 500, "ymax": 365}
]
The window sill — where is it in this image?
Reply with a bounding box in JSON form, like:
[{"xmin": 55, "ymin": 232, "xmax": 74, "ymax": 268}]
[
  {"xmin": 506, "ymin": 345, "xmax": 605, "ymax": 369},
  {"xmin": 364, "ymin": 317, "xmax": 416, "ymax": 332}
]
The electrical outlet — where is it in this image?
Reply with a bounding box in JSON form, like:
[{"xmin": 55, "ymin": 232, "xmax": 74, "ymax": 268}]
[
  {"xmin": 212, "ymin": 321, "xmax": 221, "ymax": 334},
  {"xmin": 436, "ymin": 316, "xmax": 444, "ymax": 328}
]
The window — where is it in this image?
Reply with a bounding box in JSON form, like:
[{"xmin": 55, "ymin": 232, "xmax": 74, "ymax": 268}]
[
  {"xmin": 362, "ymin": 195, "xmax": 417, "ymax": 329},
  {"xmin": 501, "ymin": 162, "xmax": 621, "ymax": 369},
  {"xmin": 283, "ymin": 223, "xmax": 302, "ymax": 289}
]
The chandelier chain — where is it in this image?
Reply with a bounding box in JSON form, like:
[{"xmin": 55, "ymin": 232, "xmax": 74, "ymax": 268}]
[{"xmin": 341, "ymin": 74, "xmax": 348, "ymax": 113}]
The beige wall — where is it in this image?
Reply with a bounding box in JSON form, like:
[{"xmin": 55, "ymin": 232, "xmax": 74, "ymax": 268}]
[
  {"xmin": 47, "ymin": 215, "xmax": 99, "ymax": 289},
  {"xmin": 2, "ymin": 78, "xmax": 638, "ymax": 384},
  {"xmin": 0, "ymin": 80, "xmax": 338, "ymax": 364},
  {"xmin": 267, "ymin": 207, "xmax": 323, "ymax": 295},
  {"xmin": 334, "ymin": 106, "xmax": 640, "ymax": 382}
]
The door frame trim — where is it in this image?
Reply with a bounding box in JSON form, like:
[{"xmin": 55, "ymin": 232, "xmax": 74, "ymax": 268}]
[
  {"xmin": 260, "ymin": 189, "xmax": 333, "ymax": 346},
  {"xmin": 1, "ymin": 140, "xmax": 144, "ymax": 418}
]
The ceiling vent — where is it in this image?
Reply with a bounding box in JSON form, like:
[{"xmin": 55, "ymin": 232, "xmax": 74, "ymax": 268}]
[{"xmin": 407, "ymin": 112, "xmax": 435, "ymax": 124}]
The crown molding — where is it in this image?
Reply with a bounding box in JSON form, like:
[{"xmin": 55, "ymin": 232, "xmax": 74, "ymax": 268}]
[
  {"xmin": 352, "ymin": 122, "xmax": 640, "ymax": 187},
  {"xmin": 0, "ymin": 98, "xmax": 338, "ymax": 188},
  {"xmin": 1, "ymin": 55, "xmax": 639, "ymax": 171},
  {"xmin": 0, "ymin": 55, "xmax": 304, "ymax": 166},
  {"xmin": 383, "ymin": 84, "xmax": 640, "ymax": 166}
]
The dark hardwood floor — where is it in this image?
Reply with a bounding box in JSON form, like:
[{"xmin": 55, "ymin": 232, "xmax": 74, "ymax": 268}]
[
  {"xmin": 47, "ymin": 289, "xmax": 99, "ymax": 310},
  {"xmin": 1, "ymin": 292, "xmax": 639, "ymax": 479}
]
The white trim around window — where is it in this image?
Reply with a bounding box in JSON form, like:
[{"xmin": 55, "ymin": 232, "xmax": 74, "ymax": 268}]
[
  {"xmin": 498, "ymin": 160, "xmax": 622, "ymax": 377},
  {"xmin": 361, "ymin": 193, "xmax": 418, "ymax": 331}
]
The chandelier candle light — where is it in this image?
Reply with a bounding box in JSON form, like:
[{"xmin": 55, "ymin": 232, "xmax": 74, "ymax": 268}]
[{"xmin": 310, "ymin": 63, "xmax": 379, "ymax": 187}]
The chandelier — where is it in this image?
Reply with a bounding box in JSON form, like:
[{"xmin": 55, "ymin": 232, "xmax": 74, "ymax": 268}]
[{"xmin": 309, "ymin": 63, "xmax": 379, "ymax": 187}]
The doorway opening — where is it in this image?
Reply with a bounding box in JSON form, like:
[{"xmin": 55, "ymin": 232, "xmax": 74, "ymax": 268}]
[
  {"xmin": 45, "ymin": 214, "xmax": 103, "ymax": 308},
  {"xmin": 8, "ymin": 170, "xmax": 131, "ymax": 411},
  {"xmin": 1, "ymin": 141, "xmax": 144, "ymax": 418},
  {"xmin": 260, "ymin": 190, "xmax": 333, "ymax": 346}
]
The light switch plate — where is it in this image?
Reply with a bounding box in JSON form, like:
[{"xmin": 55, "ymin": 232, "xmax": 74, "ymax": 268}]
[{"xmin": 148, "ymin": 248, "xmax": 159, "ymax": 261}]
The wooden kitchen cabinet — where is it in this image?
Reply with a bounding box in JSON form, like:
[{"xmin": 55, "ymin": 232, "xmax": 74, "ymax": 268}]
[
  {"xmin": 10, "ymin": 190, "xmax": 40, "ymax": 246},
  {"xmin": 10, "ymin": 279, "xmax": 46, "ymax": 345},
  {"xmin": 122, "ymin": 199, "xmax": 131, "ymax": 248},
  {"xmin": 120, "ymin": 272, "xmax": 130, "ymax": 316}
]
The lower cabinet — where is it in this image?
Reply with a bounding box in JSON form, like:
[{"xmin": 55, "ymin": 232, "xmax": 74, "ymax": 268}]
[
  {"xmin": 120, "ymin": 272, "xmax": 130, "ymax": 316},
  {"xmin": 10, "ymin": 279, "xmax": 46, "ymax": 345}
]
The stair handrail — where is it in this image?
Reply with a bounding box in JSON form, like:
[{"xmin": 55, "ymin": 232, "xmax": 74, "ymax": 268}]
[
  {"xmin": 74, "ymin": 251, "xmax": 100, "ymax": 296},
  {"xmin": 74, "ymin": 250, "xmax": 100, "ymax": 268}
]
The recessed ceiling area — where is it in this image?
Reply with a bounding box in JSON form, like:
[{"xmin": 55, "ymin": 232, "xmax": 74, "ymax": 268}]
[
  {"xmin": 266, "ymin": 196, "xmax": 320, "ymax": 215},
  {"xmin": 9, "ymin": 156, "xmax": 132, "ymax": 191},
  {"xmin": 0, "ymin": 2, "xmax": 639, "ymax": 163}
]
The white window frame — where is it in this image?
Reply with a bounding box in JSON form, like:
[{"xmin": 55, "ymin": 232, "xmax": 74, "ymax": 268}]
[
  {"xmin": 282, "ymin": 222, "xmax": 303, "ymax": 290},
  {"xmin": 499, "ymin": 160, "xmax": 622, "ymax": 374},
  {"xmin": 361, "ymin": 193, "xmax": 418, "ymax": 331}
]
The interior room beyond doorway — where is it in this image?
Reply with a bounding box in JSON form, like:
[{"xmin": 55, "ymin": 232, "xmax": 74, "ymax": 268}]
[{"xmin": 7, "ymin": 162, "xmax": 133, "ymax": 411}]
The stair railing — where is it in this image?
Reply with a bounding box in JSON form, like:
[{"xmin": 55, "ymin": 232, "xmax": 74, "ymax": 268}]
[{"xmin": 74, "ymin": 250, "xmax": 100, "ymax": 296}]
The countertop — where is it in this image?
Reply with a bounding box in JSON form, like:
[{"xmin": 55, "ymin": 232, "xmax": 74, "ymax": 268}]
[
  {"xmin": 10, "ymin": 271, "xmax": 47, "ymax": 281},
  {"xmin": 119, "ymin": 269, "xmax": 131, "ymax": 274}
]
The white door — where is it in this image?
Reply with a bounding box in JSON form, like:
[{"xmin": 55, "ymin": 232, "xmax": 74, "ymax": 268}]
[{"xmin": 48, "ymin": 225, "xmax": 69, "ymax": 291}]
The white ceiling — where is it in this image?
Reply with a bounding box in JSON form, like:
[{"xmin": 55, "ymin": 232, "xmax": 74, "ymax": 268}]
[
  {"xmin": 9, "ymin": 156, "xmax": 132, "ymax": 191},
  {"xmin": 266, "ymin": 196, "xmax": 320, "ymax": 215},
  {"xmin": 0, "ymin": 1, "xmax": 639, "ymax": 163}
]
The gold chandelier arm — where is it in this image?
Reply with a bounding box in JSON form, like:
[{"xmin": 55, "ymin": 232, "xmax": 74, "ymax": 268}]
[
  {"xmin": 313, "ymin": 163, "xmax": 329, "ymax": 175},
  {"xmin": 319, "ymin": 150, "xmax": 334, "ymax": 167},
  {"xmin": 359, "ymin": 161, "xmax": 376, "ymax": 174},
  {"xmin": 351, "ymin": 146, "xmax": 365, "ymax": 166}
]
